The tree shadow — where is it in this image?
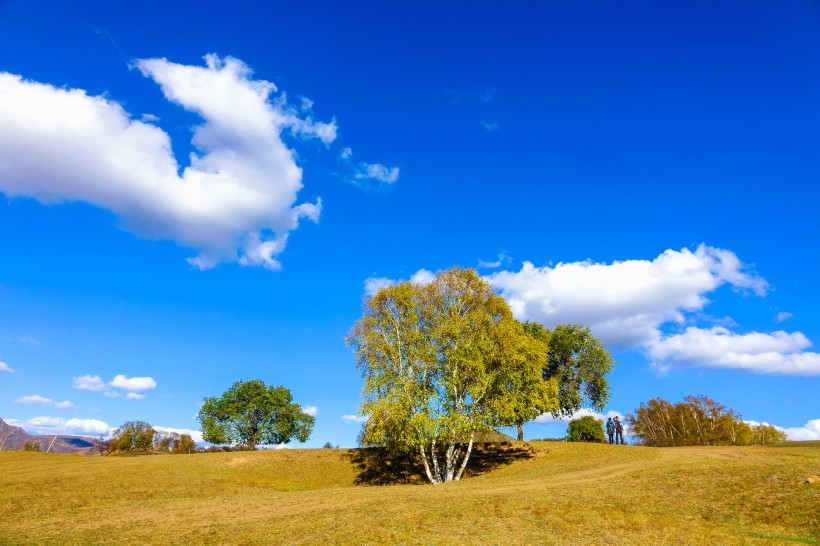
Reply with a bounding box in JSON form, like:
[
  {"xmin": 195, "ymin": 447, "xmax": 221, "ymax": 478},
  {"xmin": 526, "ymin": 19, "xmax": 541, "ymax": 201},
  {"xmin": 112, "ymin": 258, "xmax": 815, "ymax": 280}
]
[{"xmin": 346, "ymin": 442, "xmax": 540, "ymax": 486}]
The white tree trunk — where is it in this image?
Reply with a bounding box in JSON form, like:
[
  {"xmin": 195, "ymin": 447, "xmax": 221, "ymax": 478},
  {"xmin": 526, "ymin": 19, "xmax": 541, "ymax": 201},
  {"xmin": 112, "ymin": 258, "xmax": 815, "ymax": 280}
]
[{"xmin": 454, "ymin": 432, "xmax": 475, "ymax": 481}]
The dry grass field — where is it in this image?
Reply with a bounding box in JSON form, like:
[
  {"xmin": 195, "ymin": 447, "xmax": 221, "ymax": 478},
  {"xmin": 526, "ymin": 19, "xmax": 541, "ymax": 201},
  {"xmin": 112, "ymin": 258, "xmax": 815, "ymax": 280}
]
[{"xmin": 1, "ymin": 441, "xmax": 818, "ymax": 545}]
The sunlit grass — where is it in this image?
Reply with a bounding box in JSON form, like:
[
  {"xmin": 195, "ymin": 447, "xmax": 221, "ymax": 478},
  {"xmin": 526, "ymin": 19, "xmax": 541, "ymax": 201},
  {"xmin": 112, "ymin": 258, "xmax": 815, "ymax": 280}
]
[{"xmin": 1, "ymin": 442, "xmax": 817, "ymax": 544}]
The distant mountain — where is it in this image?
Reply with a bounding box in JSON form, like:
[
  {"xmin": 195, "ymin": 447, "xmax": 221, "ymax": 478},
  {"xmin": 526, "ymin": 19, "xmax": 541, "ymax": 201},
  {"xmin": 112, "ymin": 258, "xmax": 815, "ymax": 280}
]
[{"xmin": 0, "ymin": 418, "xmax": 98, "ymax": 454}]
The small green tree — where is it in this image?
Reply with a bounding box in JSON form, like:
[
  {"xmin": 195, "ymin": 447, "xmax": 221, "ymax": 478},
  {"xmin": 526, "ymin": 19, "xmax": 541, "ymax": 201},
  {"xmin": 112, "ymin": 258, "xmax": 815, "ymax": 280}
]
[
  {"xmin": 566, "ymin": 415, "xmax": 606, "ymax": 443},
  {"xmin": 197, "ymin": 380, "xmax": 315, "ymax": 450},
  {"xmin": 23, "ymin": 440, "xmax": 42, "ymax": 452}
]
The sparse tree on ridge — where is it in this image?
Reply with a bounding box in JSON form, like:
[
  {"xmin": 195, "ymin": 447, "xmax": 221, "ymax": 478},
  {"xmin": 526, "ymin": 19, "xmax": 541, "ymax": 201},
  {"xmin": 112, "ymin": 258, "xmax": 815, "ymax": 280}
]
[
  {"xmin": 197, "ymin": 379, "xmax": 315, "ymax": 450},
  {"xmin": 348, "ymin": 267, "xmax": 557, "ymax": 484},
  {"xmin": 110, "ymin": 421, "xmax": 156, "ymax": 452},
  {"xmin": 514, "ymin": 322, "xmax": 615, "ymax": 441}
]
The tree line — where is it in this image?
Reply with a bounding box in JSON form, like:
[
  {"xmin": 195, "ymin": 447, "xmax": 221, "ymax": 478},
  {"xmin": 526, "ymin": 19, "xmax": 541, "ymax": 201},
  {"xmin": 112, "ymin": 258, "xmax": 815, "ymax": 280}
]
[{"xmin": 626, "ymin": 395, "xmax": 787, "ymax": 446}]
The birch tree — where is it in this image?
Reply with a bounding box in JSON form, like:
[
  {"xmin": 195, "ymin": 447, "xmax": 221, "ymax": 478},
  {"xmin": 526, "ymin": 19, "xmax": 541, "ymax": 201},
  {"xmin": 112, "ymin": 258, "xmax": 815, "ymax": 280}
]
[{"xmin": 348, "ymin": 267, "xmax": 556, "ymax": 484}]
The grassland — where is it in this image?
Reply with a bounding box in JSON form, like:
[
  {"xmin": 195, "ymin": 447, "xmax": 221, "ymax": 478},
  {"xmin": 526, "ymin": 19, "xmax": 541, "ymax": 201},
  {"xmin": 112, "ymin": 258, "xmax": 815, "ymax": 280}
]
[{"xmin": 1, "ymin": 441, "xmax": 818, "ymax": 545}]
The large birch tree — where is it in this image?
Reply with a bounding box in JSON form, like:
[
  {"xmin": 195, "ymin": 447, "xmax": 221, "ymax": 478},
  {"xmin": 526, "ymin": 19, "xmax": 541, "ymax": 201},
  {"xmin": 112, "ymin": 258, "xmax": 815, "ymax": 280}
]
[{"xmin": 347, "ymin": 267, "xmax": 557, "ymax": 484}]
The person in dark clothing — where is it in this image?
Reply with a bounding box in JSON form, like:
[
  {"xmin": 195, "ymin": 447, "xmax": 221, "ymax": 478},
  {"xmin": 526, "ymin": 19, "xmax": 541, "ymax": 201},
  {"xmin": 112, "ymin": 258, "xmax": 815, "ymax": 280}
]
[
  {"xmin": 614, "ymin": 416, "xmax": 625, "ymax": 445},
  {"xmin": 606, "ymin": 417, "xmax": 615, "ymax": 444}
]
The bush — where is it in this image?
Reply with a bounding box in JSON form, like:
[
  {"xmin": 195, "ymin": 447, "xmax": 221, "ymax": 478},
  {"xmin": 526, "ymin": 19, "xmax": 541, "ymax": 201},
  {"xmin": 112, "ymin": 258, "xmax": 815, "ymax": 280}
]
[
  {"xmin": 566, "ymin": 416, "xmax": 605, "ymax": 443},
  {"xmin": 23, "ymin": 441, "xmax": 42, "ymax": 452}
]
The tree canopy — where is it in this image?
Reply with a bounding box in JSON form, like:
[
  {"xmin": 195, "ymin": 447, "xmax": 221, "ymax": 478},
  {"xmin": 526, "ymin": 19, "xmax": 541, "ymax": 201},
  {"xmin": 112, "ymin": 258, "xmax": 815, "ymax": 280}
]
[
  {"xmin": 515, "ymin": 322, "xmax": 615, "ymax": 440},
  {"xmin": 347, "ymin": 267, "xmax": 557, "ymax": 484},
  {"xmin": 197, "ymin": 380, "xmax": 315, "ymax": 449}
]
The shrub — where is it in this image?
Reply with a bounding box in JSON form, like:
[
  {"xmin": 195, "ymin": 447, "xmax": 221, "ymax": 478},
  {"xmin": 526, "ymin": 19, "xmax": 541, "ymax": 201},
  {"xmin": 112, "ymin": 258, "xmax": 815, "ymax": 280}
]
[{"xmin": 566, "ymin": 415, "xmax": 605, "ymax": 443}]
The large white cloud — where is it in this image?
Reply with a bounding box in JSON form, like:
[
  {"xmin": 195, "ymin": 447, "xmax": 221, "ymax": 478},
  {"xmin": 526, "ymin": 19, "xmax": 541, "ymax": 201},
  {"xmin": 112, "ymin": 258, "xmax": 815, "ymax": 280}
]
[
  {"xmin": 372, "ymin": 245, "xmax": 820, "ymax": 375},
  {"xmin": 0, "ymin": 54, "xmax": 333, "ymax": 270},
  {"xmin": 488, "ymin": 245, "xmax": 767, "ymax": 347},
  {"xmin": 647, "ymin": 327, "xmax": 820, "ymax": 376}
]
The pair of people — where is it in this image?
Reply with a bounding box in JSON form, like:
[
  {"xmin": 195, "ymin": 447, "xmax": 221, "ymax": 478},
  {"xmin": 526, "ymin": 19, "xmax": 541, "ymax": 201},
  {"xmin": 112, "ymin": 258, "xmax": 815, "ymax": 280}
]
[{"xmin": 606, "ymin": 417, "xmax": 624, "ymax": 445}]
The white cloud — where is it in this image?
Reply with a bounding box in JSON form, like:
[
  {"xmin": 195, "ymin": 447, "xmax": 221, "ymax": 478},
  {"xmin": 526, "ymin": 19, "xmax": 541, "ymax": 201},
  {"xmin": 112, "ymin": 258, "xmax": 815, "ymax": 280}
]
[
  {"xmin": 15, "ymin": 394, "xmax": 53, "ymax": 405},
  {"xmin": 781, "ymin": 419, "xmax": 820, "ymax": 441},
  {"xmin": 73, "ymin": 374, "xmax": 106, "ymax": 391},
  {"xmin": 342, "ymin": 414, "xmax": 367, "ymax": 424},
  {"xmin": 774, "ymin": 311, "xmax": 793, "ymax": 323},
  {"xmin": 480, "ymin": 120, "xmax": 500, "ymax": 132},
  {"xmin": 22, "ymin": 416, "xmax": 110, "ymax": 436},
  {"xmin": 534, "ymin": 408, "xmax": 625, "ymax": 425},
  {"xmin": 15, "ymin": 395, "xmax": 75, "ymax": 409},
  {"xmin": 125, "ymin": 392, "xmax": 146, "ymax": 400},
  {"xmin": 363, "ymin": 268, "xmax": 435, "ymax": 297},
  {"xmin": 108, "ymin": 374, "xmax": 157, "ymax": 393},
  {"xmin": 64, "ymin": 418, "xmax": 110, "ymax": 435},
  {"xmin": 0, "ymin": 54, "xmax": 332, "ymax": 271},
  {"xmin": 354, "ymin": 162, "xmax": 400, "ymax": 184},
  {"xmin": 339, "ymin": 147, "xmax": 353, "ymax": 160},
  {"xmin": 0, "ymin": 360, "xmax": 14, "ymax": 373},
  {"xmin": 478, "ymin": 252, "xmax": 510, "ymax": 269},
  {"xmin": 302, "ymin": 405, "xmax": 319, "ymax": 417},
  {"xmin": 488, "ymin": 245, "xmax": 768, "ymax": 347},
  {"xmin": 647, "ymin": 327, "xmax": 820, "ymax": 376},
  {"xmin": 154, "ymin": 425, "xmax": 204, "ymax": 444}
]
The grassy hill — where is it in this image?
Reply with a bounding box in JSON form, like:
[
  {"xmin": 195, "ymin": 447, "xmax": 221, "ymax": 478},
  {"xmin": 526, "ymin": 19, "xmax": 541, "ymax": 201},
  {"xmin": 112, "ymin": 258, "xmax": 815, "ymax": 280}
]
[{"xmin": 1, "ymin": 441, "xmax": 817, "ymax": 544}]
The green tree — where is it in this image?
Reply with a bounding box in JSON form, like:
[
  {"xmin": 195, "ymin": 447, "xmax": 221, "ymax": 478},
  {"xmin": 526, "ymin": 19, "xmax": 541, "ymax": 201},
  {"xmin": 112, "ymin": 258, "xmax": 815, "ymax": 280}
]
[
  {"xmin": 516, "ymin": 322, "xmax": 615, "ymax": 441},
  {"xmin": 22, "ymin": 440, "xmax": 42, "ymax": 452},
  {"xmin": 197, "ymin": 380, "xmax": 315, "ymax": 450},
  {"xmin": 110, "ymin": 420, "xmax": 156, "ymax": 452},
  {"xmin": 566, "ymin": 415, "xmax": 606, "ymax": 443},
  {"xmin": 348, "ymin": 267, "xmax": 557, "ymax": 484}
]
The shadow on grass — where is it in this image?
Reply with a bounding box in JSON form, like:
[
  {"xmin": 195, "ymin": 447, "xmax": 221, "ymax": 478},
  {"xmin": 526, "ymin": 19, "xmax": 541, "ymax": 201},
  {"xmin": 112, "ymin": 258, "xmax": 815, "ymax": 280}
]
[{"xmin": 346, "ymin": 442, "xmax": 539, "ymax": 486}]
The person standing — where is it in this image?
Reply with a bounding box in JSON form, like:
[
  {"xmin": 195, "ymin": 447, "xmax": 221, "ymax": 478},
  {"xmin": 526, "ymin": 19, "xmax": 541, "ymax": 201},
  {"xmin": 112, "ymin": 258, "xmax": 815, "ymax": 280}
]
[
  {"xmin": 614, "ymin": 416, "xmax": 625, "ymax": 445},
  {"xmin": 606, "ymin": 417, "xmax": 615, "ymax": 444}
]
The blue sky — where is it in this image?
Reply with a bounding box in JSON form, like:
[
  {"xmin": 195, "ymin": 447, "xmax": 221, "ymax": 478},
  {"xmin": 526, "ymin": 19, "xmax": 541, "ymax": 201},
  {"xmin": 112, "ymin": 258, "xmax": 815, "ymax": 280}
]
[{"xmin": 1, "ymin": 1, "xmax": 818, "ymax": 446}]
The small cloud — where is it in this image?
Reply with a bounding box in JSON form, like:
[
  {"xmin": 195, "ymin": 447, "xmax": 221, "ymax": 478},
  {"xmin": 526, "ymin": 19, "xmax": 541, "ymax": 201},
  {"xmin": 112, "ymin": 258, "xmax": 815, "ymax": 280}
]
[
  {"xmin": 478, "ymin": 252, "xmax": 511, "ymax": 269},
  {"xmin": 73, "ymin": 374, "xmax": 105, "ymax": 391},
  {"xmin": 299, "ymin": 96, "xmax": 314, "ymax": 112},
  {"xmin": 15, "ymin": 394, "xmax": 53, "ymax": 405},
  {"xmin": 480, "ymin": 120, "xmax": 500, "ymax": 132},
  {"xmin": 342, "ymin": 414, "xmax": 367, "ymax": 424},
  {"xmin": 53, "ymin": 400, "xmax": 73, "ymax": 409},
  {"xmin": 339, "ymin": 147, "xmax": 353, "ymax": 160},
  {"xmin": 125, "ymin": 392, "xmax": 146, "ymax": 400},
  {"xmin": 140, "ymin": 113, "xmax": 159, "ymax": 123},
  {"xmin": 108, "ymin": 374, "xmax": 157, "ymax": 393},
  {"xmin": 103, "ymin": 391, "xmax": 120, "ymax": 398},
  {"xmin": 363, "ymin": 269, "xmax": 435, "ymax": 297},
  {"xmin": 774, "ymin": 311, "xmax": 793, "ymax": 323},
  {"xmin": 478, "ymin": 86, "xmax": 496, "ymax": 104},
  {"xmin": 354, "ymin": 162, "xmax": 400, "ymax": 185},
  {"xmin": 0, "ymin": 360, "xmax": 14, "ymax": 373},
  {"xmin": 302, "ymin": 405, "xmax": 319, "ymax": 417}
]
